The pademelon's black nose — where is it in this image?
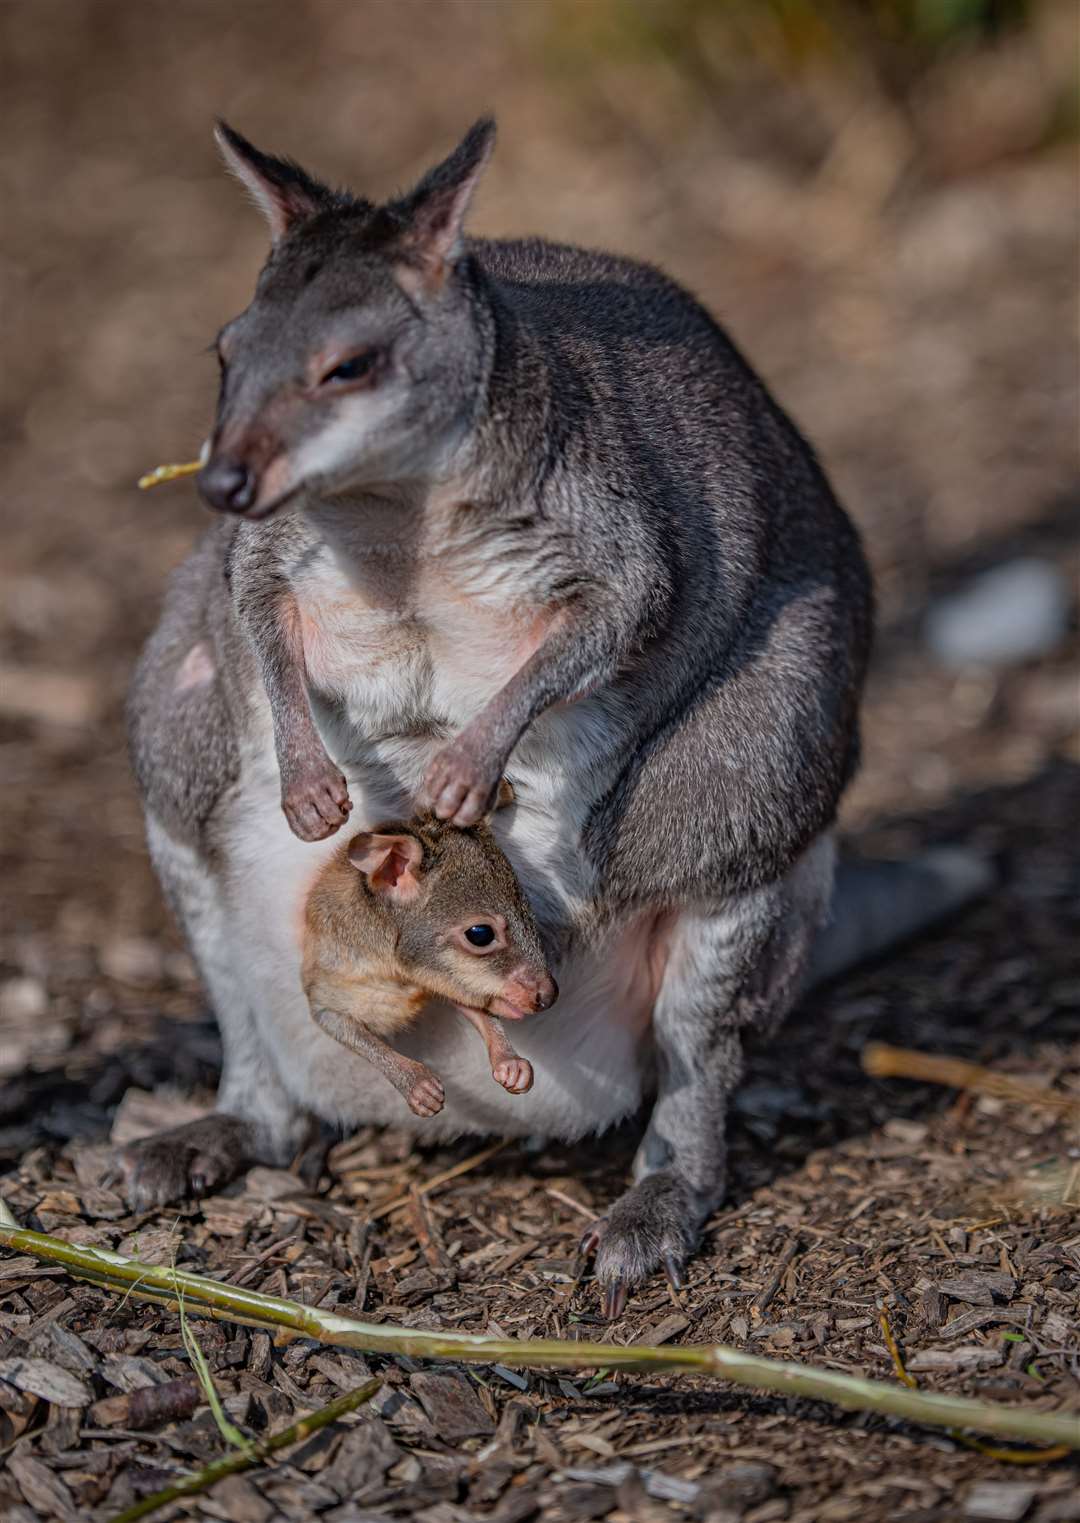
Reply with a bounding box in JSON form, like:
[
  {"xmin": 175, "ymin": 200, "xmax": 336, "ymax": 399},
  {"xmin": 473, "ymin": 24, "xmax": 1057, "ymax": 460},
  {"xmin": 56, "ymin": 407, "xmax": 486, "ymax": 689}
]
[{"xmin": 198, "ymin": 459, "xmax": 255, "ymax": 514}]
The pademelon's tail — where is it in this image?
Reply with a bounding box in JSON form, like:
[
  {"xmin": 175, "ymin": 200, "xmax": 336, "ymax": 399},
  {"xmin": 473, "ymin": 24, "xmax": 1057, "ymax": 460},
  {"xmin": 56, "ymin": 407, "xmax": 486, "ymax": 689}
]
[{"xmin": 808, "ymin": 847, "xmax": 995, "ymax": 989}]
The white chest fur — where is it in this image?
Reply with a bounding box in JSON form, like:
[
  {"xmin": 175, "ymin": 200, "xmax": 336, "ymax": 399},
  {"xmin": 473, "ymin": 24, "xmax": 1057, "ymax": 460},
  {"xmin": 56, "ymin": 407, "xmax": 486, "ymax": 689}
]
[{"xmin": 291, "ymin": 501, "xmax": 558, "ymax": 747}]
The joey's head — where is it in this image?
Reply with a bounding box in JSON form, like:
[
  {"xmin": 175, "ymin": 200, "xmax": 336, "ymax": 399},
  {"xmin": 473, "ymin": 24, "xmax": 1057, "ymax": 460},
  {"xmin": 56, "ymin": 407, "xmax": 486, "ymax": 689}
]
[
  {"xmin": 198, "ymin": 118, "xmax": 497, "ymax": 519},
  {"xmin": 346, "ymin": 814, "xmax": 557, "ymax": 1022}
]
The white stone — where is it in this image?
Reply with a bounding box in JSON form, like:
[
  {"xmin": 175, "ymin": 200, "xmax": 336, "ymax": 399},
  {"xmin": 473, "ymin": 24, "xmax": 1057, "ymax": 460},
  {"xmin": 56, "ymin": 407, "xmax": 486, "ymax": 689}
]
[
  {"xmin": 925, "ymin": 558, "xmax": 1070, "ymax": 668},
  {"xmin": 964, "ymin": 1481, "xmax": 1037, "ymax": 1521},
  {"xmin": 0, "ymin": 976, "xmax": 48, "ymax": 1024}
]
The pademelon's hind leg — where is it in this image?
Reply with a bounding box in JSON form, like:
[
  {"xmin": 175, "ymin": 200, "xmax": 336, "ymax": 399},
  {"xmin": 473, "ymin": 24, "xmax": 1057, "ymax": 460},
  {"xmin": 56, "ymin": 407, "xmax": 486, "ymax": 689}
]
[
  {"xmin": 114, "ymin": 819, "xmax": 313, "ymax": 1210},
  {"xmin": 583, "ymin": 835, "xmax": 834, "ymax": 1317}
]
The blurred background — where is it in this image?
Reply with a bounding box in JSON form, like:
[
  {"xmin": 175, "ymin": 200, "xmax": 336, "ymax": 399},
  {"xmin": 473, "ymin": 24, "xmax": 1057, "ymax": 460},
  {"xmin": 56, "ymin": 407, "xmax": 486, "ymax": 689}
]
[{"xmin": 0, "ymin": 0, "xmax": 1077, "ymax": 1146}]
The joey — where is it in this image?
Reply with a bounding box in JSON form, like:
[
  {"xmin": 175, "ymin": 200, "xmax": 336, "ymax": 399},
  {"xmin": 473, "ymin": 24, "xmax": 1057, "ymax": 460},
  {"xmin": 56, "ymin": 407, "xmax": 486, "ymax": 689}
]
[{"xmin": 302, "ymin": 797, "xmax": 556, "ymax": 1118}]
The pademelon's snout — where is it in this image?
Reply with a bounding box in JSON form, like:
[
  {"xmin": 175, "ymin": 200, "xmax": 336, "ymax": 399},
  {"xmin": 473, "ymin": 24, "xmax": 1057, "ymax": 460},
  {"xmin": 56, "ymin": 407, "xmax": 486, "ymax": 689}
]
[{"xmin": 198, "ymin": 456, "xmax": 256, "ymax": 515}]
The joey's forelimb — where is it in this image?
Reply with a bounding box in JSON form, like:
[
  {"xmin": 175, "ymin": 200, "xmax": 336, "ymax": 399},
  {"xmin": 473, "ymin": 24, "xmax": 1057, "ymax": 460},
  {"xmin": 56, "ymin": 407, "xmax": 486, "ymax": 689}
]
[
  {"xmin": 313, "ymin": 1007, "xmax": 445, "ymax": 1117},
  {"xmin": 456, "ymin": 1006, "xmax": 534, "ymax": 1095}
]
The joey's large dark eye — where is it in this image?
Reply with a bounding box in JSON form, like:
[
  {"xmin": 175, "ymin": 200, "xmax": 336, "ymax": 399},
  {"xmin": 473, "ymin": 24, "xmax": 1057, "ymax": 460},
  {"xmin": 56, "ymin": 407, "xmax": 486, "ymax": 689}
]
[
  {"xmin": 321, "ymin": 351, "xmax": 380, "ymax": 385},
  {"xmin": 464, "ymin": 924, "xmax": 496, "ymax": 948}
]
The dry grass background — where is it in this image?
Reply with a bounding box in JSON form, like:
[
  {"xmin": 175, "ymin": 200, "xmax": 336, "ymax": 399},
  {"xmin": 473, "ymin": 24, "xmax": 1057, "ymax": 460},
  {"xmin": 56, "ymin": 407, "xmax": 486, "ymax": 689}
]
[{"xmin": 0, "ymin": 3, "xmax": 1078, "ymax": 1519}]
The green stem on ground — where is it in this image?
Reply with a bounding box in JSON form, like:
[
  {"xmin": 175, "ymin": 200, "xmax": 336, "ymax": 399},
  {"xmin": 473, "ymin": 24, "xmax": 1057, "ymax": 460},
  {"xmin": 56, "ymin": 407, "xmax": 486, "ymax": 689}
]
[
  {"xmin": 1, "ymin": 1224, "xmax": 1076, "ymax": 1451},
  {"xmin": 108, "ymin": 1376, "xmax": 381, "ymax": 1523}
]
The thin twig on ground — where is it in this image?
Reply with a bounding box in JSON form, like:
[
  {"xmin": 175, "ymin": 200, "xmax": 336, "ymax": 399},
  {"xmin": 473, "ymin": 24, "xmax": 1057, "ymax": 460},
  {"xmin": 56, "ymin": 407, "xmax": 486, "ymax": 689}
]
[
  {"xmin": 407, "ymin": 1184, "xmax": 449, "ymax": 1270},
  {"xmin": 367, "ymin": 1139, "xmax": 509, "ymax": 1220},
  {"xmin": 751, "ymin": 1236, "xmax": 802, "ymax": 1321},
  {"xmin": 863, "ymin": 1044, "xmax": 1080, "ymax": 1117},
  {"xmin": 879, "ymin": 1305, "xmax": 1071, "ymax": 1464}
]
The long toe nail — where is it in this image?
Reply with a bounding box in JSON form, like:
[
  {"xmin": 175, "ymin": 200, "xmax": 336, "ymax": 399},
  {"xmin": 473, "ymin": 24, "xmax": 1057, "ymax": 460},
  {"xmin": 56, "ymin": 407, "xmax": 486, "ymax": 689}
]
[
  {"xmin": 602, "ymin": 1280, "xmax": 629, "ymax": 1320},
  {"xmin": 663, "ymin": 1253, "xmax": 685, "ymax": 1292},
  {"xmin": 578, "ymin": 1218, "xmax": 606, "ymax": 1257}
]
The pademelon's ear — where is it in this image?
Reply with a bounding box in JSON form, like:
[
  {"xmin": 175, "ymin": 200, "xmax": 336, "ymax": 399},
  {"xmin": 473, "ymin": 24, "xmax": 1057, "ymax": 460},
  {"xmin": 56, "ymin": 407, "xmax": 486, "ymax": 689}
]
[
  {"xmin": 390, "ymin": 117, "xmax": 495, "ymax": 291},
  {"xmin": 347, "ymin": 830, "xmax": 424, "ymax": 902},
  {"xmin": 214, "ymin": 120, "xmax": 333, "ymax": 243}
]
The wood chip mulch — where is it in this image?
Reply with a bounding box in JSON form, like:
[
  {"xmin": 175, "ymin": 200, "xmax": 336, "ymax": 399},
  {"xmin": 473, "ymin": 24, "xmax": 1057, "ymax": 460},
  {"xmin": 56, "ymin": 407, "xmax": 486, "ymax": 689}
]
[
  {"xmin": 2, "ymin": 7, "xmax": 1077, "ymax": 1514},
  {"xmin": 1, "ymin": 762, "xmax": 1078, "ymax": 1522}
]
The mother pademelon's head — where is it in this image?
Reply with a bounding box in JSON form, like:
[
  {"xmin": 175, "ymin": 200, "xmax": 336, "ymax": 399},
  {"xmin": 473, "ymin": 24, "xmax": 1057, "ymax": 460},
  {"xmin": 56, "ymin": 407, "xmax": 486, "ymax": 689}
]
[
  {"xmin": 196, "ymin": 118, "xmax": 497, "ymax": 521},
  {"xmin": 347, "ymin": 813, "xmax": 557, "ymax": 1022}
]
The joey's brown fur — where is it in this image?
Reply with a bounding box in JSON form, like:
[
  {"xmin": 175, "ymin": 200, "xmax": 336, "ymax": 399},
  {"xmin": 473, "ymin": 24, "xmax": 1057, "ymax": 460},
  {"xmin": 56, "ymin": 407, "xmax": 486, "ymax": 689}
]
[{"xmin": 302, "ymin": 801, "xmax": 557, "ymax": 1118}]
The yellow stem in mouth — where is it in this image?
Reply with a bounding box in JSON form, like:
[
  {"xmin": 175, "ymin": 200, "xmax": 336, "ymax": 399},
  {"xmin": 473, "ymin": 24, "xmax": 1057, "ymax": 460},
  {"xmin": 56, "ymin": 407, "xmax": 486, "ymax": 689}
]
[{"xmin": 137, "ymin": 460, "xmax": 203, "ymax": 490}]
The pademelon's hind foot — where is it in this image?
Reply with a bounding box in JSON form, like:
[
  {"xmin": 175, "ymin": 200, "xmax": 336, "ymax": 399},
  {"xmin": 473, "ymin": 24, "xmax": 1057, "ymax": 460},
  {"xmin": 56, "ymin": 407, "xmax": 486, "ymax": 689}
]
[{"xmin": 111, "ymin": 1114, "xmax": 259, "ymax": 1210}]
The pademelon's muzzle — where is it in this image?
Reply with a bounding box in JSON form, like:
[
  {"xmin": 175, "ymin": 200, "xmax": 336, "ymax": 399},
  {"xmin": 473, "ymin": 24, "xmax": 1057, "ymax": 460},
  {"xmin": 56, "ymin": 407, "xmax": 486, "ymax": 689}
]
[{"xmin": 198, "ymin": 456, "xmax": 257, "ymax": 515}]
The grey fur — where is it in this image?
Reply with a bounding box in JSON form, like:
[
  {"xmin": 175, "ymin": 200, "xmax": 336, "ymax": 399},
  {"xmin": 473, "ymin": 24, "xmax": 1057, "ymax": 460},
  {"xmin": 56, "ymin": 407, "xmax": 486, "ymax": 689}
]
[
  {"xmin": 127, "ymin": 523, "xmax": 241, "ymax": 844},
  {"xmin": 125, "ymin": 119, "xmax": 981, "ymax": 1298}
]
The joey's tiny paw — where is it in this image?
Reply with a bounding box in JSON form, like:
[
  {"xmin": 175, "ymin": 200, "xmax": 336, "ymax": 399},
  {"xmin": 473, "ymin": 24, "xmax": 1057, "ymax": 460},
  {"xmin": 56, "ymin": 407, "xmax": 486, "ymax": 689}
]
[
  {"xmin": 422, "ymin": 741, "xmax": 501, "ymax": 827},
  {"xmin": 587, "ymin": 1172, "xmax": 699, "ymax": 1318},
  {"xmin": 493, "ymin": 1056, "xmax": 533, "ymax": 1095},
  {"xmin": 114, "ymin": 1116, "xmax": 252, "ymax": 1212},
  {"xmin": 281, "ymin": 762, "xmax": 352, "ymax": 842},
  {"xmin": 405, "ymin": 1072, "xmax": 445, "ymax": 1118}
]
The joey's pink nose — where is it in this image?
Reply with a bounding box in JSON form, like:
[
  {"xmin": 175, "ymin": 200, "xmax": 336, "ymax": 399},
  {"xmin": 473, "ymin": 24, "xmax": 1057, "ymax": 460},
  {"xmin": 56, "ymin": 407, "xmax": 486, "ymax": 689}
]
[
  {"xmin": 535, "ymin": 974, "xmax": 558, "ymax": 1011},
  {"xmin": 199, "ymin": 458, "xmax": 255, "ymax": 514},
  {"xmin": 504, "ymin": 970, "xmax": 558, "ymax": 1014}
]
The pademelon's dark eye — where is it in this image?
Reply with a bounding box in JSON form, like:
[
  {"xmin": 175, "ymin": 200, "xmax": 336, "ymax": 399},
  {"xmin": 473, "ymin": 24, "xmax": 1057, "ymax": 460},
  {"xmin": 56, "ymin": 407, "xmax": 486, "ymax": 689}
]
[
  {"xmin": 321, "ymin": 350, "xmax": 380, "ymax": 386},
  {"xmin": 464, "ymin": 924, "xmax": 496, "ymax": 948}
]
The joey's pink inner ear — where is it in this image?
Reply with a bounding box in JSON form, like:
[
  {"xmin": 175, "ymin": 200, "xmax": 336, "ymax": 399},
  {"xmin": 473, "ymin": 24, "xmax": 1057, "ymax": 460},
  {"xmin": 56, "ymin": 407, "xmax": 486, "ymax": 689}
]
[
  {"xmin": 390, "ymin": 116, "xmax": 495, "ymax": 291},
  {"xmin": 214, "ymin": 120, "xmax": 332, "ymax": 243},
  {"xmin": 347, "ymin": 832, "xmax": 424, "ymax": 900}
]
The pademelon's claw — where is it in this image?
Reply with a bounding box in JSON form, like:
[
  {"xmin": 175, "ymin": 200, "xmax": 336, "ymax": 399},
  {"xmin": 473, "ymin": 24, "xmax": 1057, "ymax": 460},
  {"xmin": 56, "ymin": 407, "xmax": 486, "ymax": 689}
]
[{"xmin": 137, "ymin": 460, "xmax": 203, "ymax": 490}]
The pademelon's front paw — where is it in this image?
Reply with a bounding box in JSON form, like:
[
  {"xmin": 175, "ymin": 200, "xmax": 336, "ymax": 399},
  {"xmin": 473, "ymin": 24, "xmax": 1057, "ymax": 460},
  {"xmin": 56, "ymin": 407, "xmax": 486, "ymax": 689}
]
[
  {"xmin": 493, "ymin": 1056, "xmax": 534, "ymax": 1094},
  {"xmin": 405, "ymin": 1070, "xmax": 445, "ymax": 1118},
  {"xmin": 281, "ymin": 759, "xmax": 352, "ymax": 841},
  {"xmin": 422, "ymin": 737, "xmax": 502, "ymax": 828}
]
